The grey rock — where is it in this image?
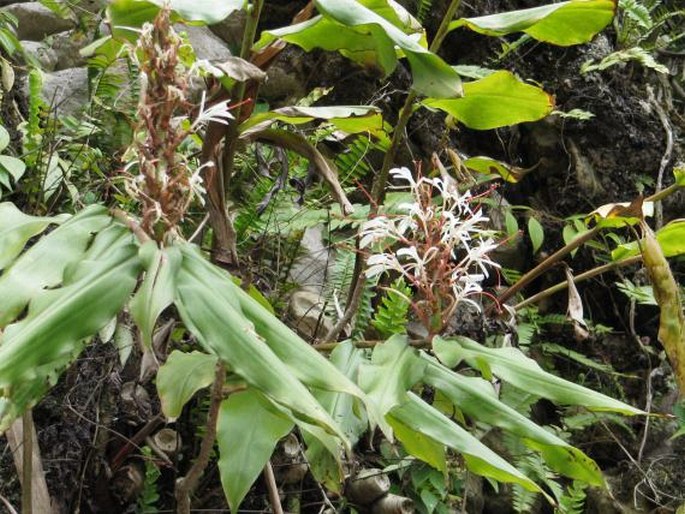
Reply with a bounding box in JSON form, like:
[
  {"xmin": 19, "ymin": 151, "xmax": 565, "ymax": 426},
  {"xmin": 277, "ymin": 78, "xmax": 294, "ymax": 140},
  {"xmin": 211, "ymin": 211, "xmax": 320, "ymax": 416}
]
[
  {"xmin": 49, "ymin": 30, "xmax": 87, "ymax": 70},
  {"xmin": 175, "ymin": 24, "xmax": 232, "ymax": 62},
  {"xmin": 289, "ymin": 290, "xmax": 334, "ymax": 340},
  {"xmin": 38, "ymin": 67, "xmax": 89, "ymax": 117},
  {"xmin": 19, "ymin": 40, "xmax": 57, "ymax": 71},
  {"xmin": 288, "ymin": 226, "xmax": 333, "ymax": 293},
  {"xmin": 5, "ymin": 2, "xmax": 75, "ymax": 41},
  {"xmin": 208, "ymin": 10, "xmax": 245, "ymax": 52}
]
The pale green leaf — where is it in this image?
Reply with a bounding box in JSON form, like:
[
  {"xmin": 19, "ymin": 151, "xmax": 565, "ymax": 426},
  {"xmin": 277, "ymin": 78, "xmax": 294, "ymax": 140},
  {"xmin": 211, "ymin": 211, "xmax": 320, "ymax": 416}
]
[
  {"xmin": 218, "ymin": 389, "xmax": 294, "ymax": 513},
  {"xmin": 449, "ymin": 0, "xmax": 616, "ymax": 46},
  {"xmin": 0, "ymin": 203, "xmax": 67, "ymax": 271},
  {"xmin": 0, "ymin": 125, "xmax": 9, "ymax": 152},
  {"xmin": 0, "ymin": 205, "xmax": 112, "ymax": 326},
  {"xmin": 130, "ymin": 244, "xmax": 182, "ymax": 349},
  {"xmin": 0, "ymin": 156, "xmax": 27, "ymax": 183},
  {"xmin": 174, "ymin": 244, "xmax": 348, "ymax": 441},
  {"xmin": 157, "ymin": 350, "xmax": 218, "ymax": 420},
  {"xmin": 424, "ymin": 359, "xmax": 604, "ymax": 485},
  {"xmin": 0, "ymin": 240, "xmax": 140, "ymax": 431},
  {"xmin": 424, "ymin": 71, "xmax": 554, "ymax": 130},
  {"xmin": 463, "ymin": 156, "xmax": 524, "ymax": 183},
  {"xmin": 389, "ymin": 394, "xmax": 542, "ymax": 492},
  {"xmin": 358, "ymin": 335, "xmax": 426, "ymax": 421},
  {"xmin": 432, "ymin": 336, "xmax": 643, "ymax": 415}
]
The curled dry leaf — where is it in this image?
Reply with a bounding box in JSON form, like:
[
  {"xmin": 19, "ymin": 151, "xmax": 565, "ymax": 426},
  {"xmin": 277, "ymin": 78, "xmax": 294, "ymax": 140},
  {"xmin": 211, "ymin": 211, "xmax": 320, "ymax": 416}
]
[{"xmin": 564, "ymin": 266, "xmax": 589, "ymax": 342}]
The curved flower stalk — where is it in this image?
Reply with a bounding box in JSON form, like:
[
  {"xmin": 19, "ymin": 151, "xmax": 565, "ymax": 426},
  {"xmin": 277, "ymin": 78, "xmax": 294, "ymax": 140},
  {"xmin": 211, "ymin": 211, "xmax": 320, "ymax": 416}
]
[{"xmin": 360, "ymin": 167, "xmax": 499, "ymax": 335}]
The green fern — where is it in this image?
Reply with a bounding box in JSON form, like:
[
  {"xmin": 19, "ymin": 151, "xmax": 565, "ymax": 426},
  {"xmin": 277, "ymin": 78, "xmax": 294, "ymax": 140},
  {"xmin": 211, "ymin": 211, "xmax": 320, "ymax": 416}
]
[
  {"xmin": 416, "ymin": 0, "xmax": 434, "ymax": 23},
  {"xmin": 556, "ymin": 481, "xmax": 587, "ymax": 514},
  {"xmin": 372, "ymin": 278, "xmax": 412, "ymax": 338},
  {"xmin": 352, "ymin": 275, "xmax": 377, "ymax": 340},
  {"xmin": 136, "ymin": 447, "xmax": 160, "ymax": 514},
  {"xmin": 619, "ymin": 0, "xmax": 654, "ymax": 29}
]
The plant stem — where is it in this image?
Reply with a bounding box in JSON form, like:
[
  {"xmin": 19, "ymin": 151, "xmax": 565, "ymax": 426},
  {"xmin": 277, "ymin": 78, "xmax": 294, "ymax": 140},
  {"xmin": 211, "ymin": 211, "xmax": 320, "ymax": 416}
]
[
  {"xmin": 514, "ymin": 254, "xmax": 643, "ymax": 310},
  {"xmin": 369, "ymin": 0, "xmax": 461, "ymax": 208},
  {"xmin": 21, "ymin": 411, "xmax": 32, "ymax": 514},
  {"xmin": 495, "ymin": 226, "xmax": 600, "ymax": 307},
  {"xmin": 263, "ymin": 461, "xmax": 284, "ymax": 514},
  {"xmin": 175, "ymin": 362, "xmax": 226, "ymax": 514}
]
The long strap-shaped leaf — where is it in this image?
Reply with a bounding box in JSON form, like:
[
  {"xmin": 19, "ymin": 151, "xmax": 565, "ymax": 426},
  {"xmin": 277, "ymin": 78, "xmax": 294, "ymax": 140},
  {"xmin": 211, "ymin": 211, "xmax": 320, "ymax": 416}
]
[
  {"xmin": 0, "ymin": 205, "xmax": 112, "ymax": 326},
  {"xmin": 423, "ymin": 358, "xmax": 604, "ymax": 485},
  {"xmin": 0, "ymin": 239, "xmax": 140, "ymax": 431},
  {"xmin": 174, "ymin": 244, "xmax": 349, "ymax": 443},
  {"xmin": 388, "ymin": 393, "xmax": 543, "ymax": 494}
]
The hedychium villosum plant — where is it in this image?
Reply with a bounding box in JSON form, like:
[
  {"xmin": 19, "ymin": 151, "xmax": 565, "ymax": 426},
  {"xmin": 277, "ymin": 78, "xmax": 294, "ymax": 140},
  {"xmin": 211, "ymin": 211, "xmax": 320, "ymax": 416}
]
[
  {"xmin": 360, "ymin": 167, "xmax": 499, "ymax": 336},
  {"xmin": 0, "ymin": 0, "xmax": 661, "ymax": 512}
]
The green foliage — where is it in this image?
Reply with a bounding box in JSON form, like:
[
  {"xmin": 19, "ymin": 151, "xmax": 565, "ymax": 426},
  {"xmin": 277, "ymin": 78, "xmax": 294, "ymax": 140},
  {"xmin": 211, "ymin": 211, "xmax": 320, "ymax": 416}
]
[
  {"xmin": 372, "ymin": 278, "xmax": 412, "ymax": 338},
  {"xmin": 136, "ymin": 447, "xmax": 161, "ymax": 514}
]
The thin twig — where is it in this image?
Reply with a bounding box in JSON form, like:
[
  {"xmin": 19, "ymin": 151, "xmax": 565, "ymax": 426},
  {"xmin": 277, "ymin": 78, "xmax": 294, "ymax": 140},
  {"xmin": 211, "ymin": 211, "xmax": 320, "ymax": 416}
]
[
  {"xmin": 514, "ymin": 255, "xmax": 643, "ymax": 310},
  {"xmin": 263, "ymin": 461, "xmax": 284, "ymax": 514},
  {"xmin": 647, "ymin": 86, "xmax": 674, "ymax": 230},
  {"xmin": 175, "ymin": 362, "xmax": 226, "ymax": 514},
  {"xmin": 323, "ymin": 272, "xmax": 367, "ymax": 343}
]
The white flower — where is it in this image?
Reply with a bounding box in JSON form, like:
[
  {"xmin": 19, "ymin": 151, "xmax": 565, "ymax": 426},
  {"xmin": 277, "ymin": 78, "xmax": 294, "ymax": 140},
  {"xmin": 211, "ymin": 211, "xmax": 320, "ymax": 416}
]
[{"xmin": 191, "ymin": 91, "xmax": 234, "ymax": 131}]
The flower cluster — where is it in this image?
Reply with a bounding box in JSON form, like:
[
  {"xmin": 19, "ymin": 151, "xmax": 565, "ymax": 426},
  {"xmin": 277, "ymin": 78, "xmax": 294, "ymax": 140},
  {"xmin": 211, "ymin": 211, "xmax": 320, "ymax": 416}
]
[{"xmin": 360, "ymin": 167, "xmax": 498, "ymax": 335}]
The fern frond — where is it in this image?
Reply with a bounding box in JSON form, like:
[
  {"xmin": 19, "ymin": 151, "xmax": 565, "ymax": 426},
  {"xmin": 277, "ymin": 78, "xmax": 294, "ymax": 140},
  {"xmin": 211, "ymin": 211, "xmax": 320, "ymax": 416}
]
[
  {"xmin": 372, "ymin": 278, "xmax": 412, "ymax": 338},
  {"xmin": 416, "ymin": 0, "xmax": 434, "ymax": 23},
  {"xmin": 352, "ymin": 276, "xmax": 376, "ymax": 340},
  {"xmin": 556, "ymin": 481, "xmax": 587, "ymax": 514}
]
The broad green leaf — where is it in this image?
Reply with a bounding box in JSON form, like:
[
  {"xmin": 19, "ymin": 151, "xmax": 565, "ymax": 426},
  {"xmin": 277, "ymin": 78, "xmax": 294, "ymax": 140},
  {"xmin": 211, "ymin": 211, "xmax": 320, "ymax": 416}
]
[
  {"xmin": 175, "ymin": 245, "xmax": 348, "ymax": 441},
  {"xmin": 239, "ymin": 105, "xmax": 386, "ymax": 139},
  {"xmin": 260, "ymin": 0, "xmax": 462, "ymax": 98},
  {"xmin": 130, "ymin": 244, "xmax": 182, "ymax": 349},
  {"xmin": 107, "ymin": 0, "xmax": 243, "ymax": 39},
  {"xmin": 389, "ymin": 394, "xmax": 542, "ymax": 493},
  {"xmin": 423, "ymin": 359, "xmax": 604, "ymax": 485},
  {"xmin": 358, "ymin": 335, "xmax": 426, "ymax": 421},
  {"xmin": 528, "ymin": 216, "xmax": 544, "ymax": 254},
  {"xmin": 432, "ymin": 336, "xmax": 643, "ymax": 415},
  {"xmin": 0, "ymin": 205, "xmax": 112, "ymax": 326},
  {"xmin": 424, "ymin": 71, "xmax": 554, "ymax": 130},
  {"xmin": 156, "ymin": 350, "xmax": 218, "ymax": 420},
  {"xmin": 218, "ymin": 389, "xmax": 294, "ymax": 513},
  {"xmin": 0, "ymin": 203, "xmax": 67, "ymax": 271},
  {"xmin": 612, "ymin": 219, "xmax": 685, "ymax": 260},
  {"xmin": 0, "ymin": 241, "xmax": 140, "ymax": 431},
  {"xmin": 449, "ymin": 0, "xmax": 617, "ymax": 46}
]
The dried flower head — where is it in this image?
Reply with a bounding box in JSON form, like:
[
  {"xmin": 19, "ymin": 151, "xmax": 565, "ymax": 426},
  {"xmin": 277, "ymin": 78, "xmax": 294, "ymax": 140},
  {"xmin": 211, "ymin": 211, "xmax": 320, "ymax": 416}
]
[
  {"xmin": 360, "ymin": 167, "xmax": 499, "ymax": 335},
  {"xmin": 125, "ymin": 8, "xmax": 234, "ymax": 241}
]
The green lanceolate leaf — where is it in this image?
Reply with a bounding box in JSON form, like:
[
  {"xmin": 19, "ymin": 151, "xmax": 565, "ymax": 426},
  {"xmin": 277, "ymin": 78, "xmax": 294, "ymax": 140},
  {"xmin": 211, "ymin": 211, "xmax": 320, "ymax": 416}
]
[
  {"xmin": 156, "ymin": 350, "xmax": 218, "ymax": 420},
  {"xmin": 0, "ymin": 202, "xmax": 68, "ymax": 271},
  {"xmin": 0, "ymin": 205, "xmax": 112, "ymax": 327},
  {"xmin": 358, "ymin": 335, "xmax": 426, "ymax": 422},
  {"xmin": 612, "ymin": 219, "xmax": 685, "ymax": 260},
  {"xmin": 180, "ymin": 244, "xmax": 370, "ymax": 408},
  {"xmin": 449, "ymin": 0, "xmax": 616, "ymax": 46},
  {"xmin": 389, "ymin": 393, "xmax": 542, "ymax": 493},
  {"xmin": 424, "ymin": 71, "xmax": 554, "ymax": 130},
  {"xmin": 217, "ymin": 389, "xmax": 294, "ymax": 513},
  {"xmin": 259, "ymin": 0, "xmax": 462, "ymax": 98},
  {"xmin": 528, "ymin": 216, "xmax": 545, "ymax": 254},
  {"xmin": 0, "ymin": 239, "xmax": 140, "ymax": 431},
  {"xmin": 174, "ymin": 244, "xmax": 348, "ymax": 442},
  {"xmin": 432, "ymin": 336, "xmax": 643, "ymax": 415},
  {"xmin": 423, "ymin": 358, "xmax": 604, "ymax": 485},
  {"xmin": 130, "ymin": 243, "xmax": 182, "ymax": 349}
]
